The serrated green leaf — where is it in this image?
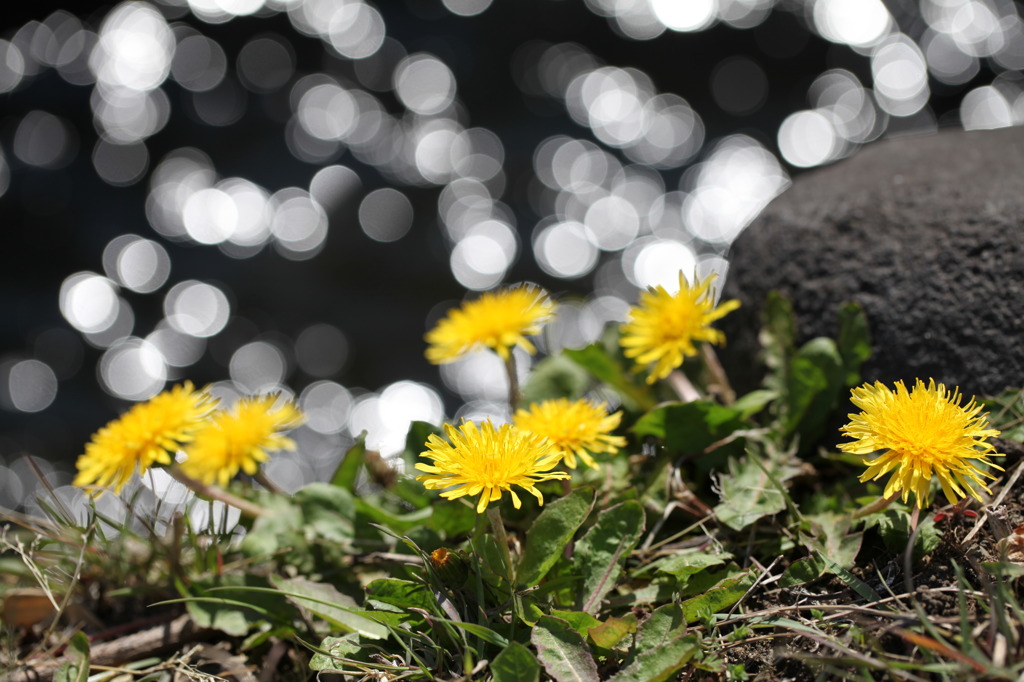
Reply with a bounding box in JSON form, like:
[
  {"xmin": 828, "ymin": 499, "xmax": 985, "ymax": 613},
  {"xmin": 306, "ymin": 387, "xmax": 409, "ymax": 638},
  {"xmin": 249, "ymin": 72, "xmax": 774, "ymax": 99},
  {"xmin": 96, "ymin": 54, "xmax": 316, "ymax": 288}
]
[
  {"xmin": 330, "ymin": 432, "xmax": 366, "ymax": 491},
  {"xmin": 836, "ymin": 302, "xmax": 871, "ymax": 387},
  {"xmin": 608, "ymin": 632, "xmax": 698, "ymax": 682},
  {"xmin": 272, "ymin": 576, "xmax": 387, "ymax": 639},
  {"xmin": 531, "ymin": 615, "xmax": 600, "ymax": 682},
  {"xmin": 53, "ymin": 631, "xmax": 89, "ymax": 682},
  {"xmin": 576, "ymin": 500, "xmax": 645, "ymax": 615},
  {"xmin": 549, "ymin": 609, "xmax": 602, "ymax": 639},
  {"xmin": 587, "ymin": 613, "xmax": 637, "ymax": 650},
  {"xmin": 518, "ymin": 487, "xmax": 595, "ymax": 587},
  {"xmin": 713, "ymin": 455, "xmax": 794, "ymax": 531},
  {"xmin": 632, "ymin": 604, "xmax": 685, "ymax": 657},
  {"xmin": 634, "ymin": 550, "xmax": 733, "ymax": 582},
  {"xmin": 491, "ymin": 641, "xmax": 541, "ymax": 682},
  {"xmin": 632, "ymin": 402, "xmax": 746, "ymax": 455},
  {"xmin": 680, "ymin": 571, "xmax": 754, "ymax": 623},
  {"xmin": 308, "ymin": 634, "xmax": 363, "ymax": 671}
]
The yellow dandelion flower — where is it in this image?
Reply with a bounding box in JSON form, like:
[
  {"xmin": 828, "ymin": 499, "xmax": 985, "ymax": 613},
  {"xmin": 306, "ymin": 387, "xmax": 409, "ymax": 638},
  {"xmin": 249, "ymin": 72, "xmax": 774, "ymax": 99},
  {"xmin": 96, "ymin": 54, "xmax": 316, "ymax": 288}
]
[
  {"xmin": 180, "ymin": 395, "xmax": 304, "ymax": 487},
  {"xmin": 839, "ymin": 378, "xmax": 1003, "ymax": 509},
  {"xmin": 514, "ymin": 398, "xmax": 626, "ymax": 470},
  {"xmin": 415, "ymin": 420, "xmax": 569, "ymax": 513},
  {"xmin": 425, "ymin": 285, "xmax": 555, "ymax": 364},
  {"xmin": 74, "ymin": 382, "xmax": 216, "ymax": 494},
  {"xmin": 620, "ymin": 272, "xmax": 740, "ymax": 384}
]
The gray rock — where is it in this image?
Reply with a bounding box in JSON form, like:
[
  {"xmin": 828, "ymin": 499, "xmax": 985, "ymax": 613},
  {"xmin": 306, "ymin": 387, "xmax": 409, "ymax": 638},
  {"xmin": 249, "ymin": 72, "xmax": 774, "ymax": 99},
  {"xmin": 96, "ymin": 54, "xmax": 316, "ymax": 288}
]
[{"xmin": 720, "ymin": 127, "xmax": 1024, "ymax": 399}]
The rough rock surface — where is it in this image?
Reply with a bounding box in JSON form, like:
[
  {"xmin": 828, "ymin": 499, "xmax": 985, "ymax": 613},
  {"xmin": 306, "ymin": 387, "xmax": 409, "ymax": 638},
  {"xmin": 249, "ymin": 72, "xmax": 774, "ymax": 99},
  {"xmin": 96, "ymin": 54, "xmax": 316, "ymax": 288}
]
[{"xmin": 719, "ymin": 126, "xmax": 1024, "ymax": 399}]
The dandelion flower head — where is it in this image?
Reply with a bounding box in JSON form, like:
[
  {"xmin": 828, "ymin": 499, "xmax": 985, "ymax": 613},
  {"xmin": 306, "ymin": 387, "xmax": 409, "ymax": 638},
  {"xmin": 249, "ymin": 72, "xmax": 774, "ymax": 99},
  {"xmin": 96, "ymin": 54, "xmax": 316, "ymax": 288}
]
[
  {"xmin": 619, "ymin": 272, "xmax": 740, "ymax": 384},
  {"xmin": 74, "ymin": 382, "xmax": 215, "ymax": 494},
  {"xmin": 839, "ymin": 378, "xmax": 1003, "ymax": 508},
  {"xmin": 180, "ymin": 394, "xmax": 304, "ymax": 487},
  {"xmin": 416, "ymin": 420, "xmax": 569, "ymax": 513},
  {"xmin": 425, "ymin": 285, "xmax": 555, "ymax": 364},
  {"xmin": 514, "ymin": 398, "xmax": 626, "ymax": 470}
]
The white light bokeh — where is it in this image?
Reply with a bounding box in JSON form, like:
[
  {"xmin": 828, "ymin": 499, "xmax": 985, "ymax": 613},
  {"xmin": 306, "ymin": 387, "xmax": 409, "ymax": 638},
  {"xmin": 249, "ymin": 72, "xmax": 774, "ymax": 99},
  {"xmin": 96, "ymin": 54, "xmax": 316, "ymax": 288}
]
[
  {"xmin": 99, "ymin": 337, "xmax": 167, "ymax": 400},
  {"xmin": 443, "ymin": 0, "xmax": 493, "ymax": 16},
  {"xmin": 651, "ymin": 0, "xmax": 718, "ymax": 32},
  {"xmin": 359, "ymin": 188, "xmax": 414, "ymax": 243},
  {"xmin": 960, "ymin": 84, "xmax": 1016, "ymax": 129},
  {"xmin": 229, "ymin": 340, "xmax": 287, "ymax": 392},
  {"xmin": 0, "ymin": 359, "xmax": 58, "ymax": 413},
  {"xmin": 394, "ymin": 53, "xmax": 456, "ymax": 115},
  {"xmin": 60, "ymin": 272, "xmax": 121, "ymax": 335},
  {"xmin": 295, "ymin": 323, "xmax": 348, "ymax": 377},
  {"xmin": 102, "ymin": 234, "xmax": 171, "ymax": 293},
  {"xmin": 347, "ymin": 381, "xmax": 443, "ymax": 457},
  {"xmin": 90, "ymin": 2, "xmax": 175, "ymax": 92},
  {"xmin": 300, "ymin": 380, "xmax": 353, "ymax": 434},
  {"xmin": 270, "ymin": 188, "xmax": 329, "ymax": 260},
  {"xmin": 13, "ymin": 110, "xmax": 77, "ymax": 169},
  {"xmin": 164, "ymin": 280, "xmax": 231, "ymax": 338},
  {"xmin": 533, "ymin": 220, "xmax": 600, "ymax": 279},
  {"xmin": 683, "ymin": 135, "xmax": 789, "ymax": 245},
  {"xmin": 145, "ymin": 324, "xmax": 207, "ymax": 368},
  {"xmin": 450, "ymin": 220, "xmax": 518, "ymax": 290},
  {"xmin": 778, "ymin": 109, "xmax": 839, "ymax": 167},
  {"xmin": 813, "ymin": 0, "xmax": 892, "ymax": 48},
  {"xmin": 624, "ymin": 237, "xmax": 697, "ymax": 290},
  {"xmin": 871, "ymin": 35, "xmax": 930, "ymax": 117}
]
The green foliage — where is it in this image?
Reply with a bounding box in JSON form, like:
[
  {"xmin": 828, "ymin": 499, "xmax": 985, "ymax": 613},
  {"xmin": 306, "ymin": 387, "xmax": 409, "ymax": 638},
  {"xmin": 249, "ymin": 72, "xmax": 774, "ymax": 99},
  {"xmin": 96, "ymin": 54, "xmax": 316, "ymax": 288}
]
[
  {"xmin": 517, "ymin": 486, "xmax": 595, "ymax": 587},
  {"xmin": 24, "ymin": 291, "xmax": 1024, "ymax": 682},
  {"xmin": 531, "ymin": 615, "xmax": 601, "ymax": 682},
  {"xmin": 575, "ymin": 500, "xmax": 645, "ymax": 615},
  {"xmin": 53, "ymin": 632, "xmax": 89, "ymax": 682}
]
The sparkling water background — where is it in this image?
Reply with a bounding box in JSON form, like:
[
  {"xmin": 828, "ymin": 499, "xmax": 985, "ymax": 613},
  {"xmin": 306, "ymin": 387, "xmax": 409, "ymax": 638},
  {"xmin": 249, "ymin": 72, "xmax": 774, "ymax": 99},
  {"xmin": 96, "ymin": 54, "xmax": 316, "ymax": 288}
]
[{"xmin": 1, "ymin": 0, "xmax": 1022, "ymax": 520}]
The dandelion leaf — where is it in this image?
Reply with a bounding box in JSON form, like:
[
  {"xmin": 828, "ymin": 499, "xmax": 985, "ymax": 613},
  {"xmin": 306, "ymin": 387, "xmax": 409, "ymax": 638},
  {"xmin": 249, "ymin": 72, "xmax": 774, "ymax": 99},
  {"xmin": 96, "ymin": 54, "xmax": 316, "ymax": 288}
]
[
  {"xmin": 531, "ymin": 615, "xmax": 600, "ymax": 682},
  {"xmin": 575, "ymin": 500, "xmax": 645, "ymax": 615},
  {"xmin": 308, "ymin": 634, "xmax": 363, "ymax": 672},
  {"xmin": 610, "ymin": 620, "xmax": 697, "ymax": 682},
  {"xmin": 679, "ymin": 571, "xmax": 755, "ymax": 623},
  {"xmin": 714, "ymin": 454, "xmax": 797, "ymax": 531},
  {"xmin": 632, "ymin": 401, "xmax": 746, "ymax": 457},
  {"xmin": 273, "ymin": 576, "xmax": 387, "ymax": 639},
  {"xmin": 491, "ymin": 641, "xmax": 541, "ymax": 682},
  {"xmin": 518, "ymin": 486, "xmax": 595, "ymax": 587},
  {"xmin": 588, "ymin": 612, "xmax": 637, "ymax": 650}
]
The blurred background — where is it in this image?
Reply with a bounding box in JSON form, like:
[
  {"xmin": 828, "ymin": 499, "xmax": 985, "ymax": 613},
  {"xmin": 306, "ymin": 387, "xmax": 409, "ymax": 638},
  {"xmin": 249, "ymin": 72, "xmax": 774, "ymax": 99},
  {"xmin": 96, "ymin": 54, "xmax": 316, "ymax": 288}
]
[{"xmin": 2, "ymin": 0, "xmax": 1022, "ymax": 515}]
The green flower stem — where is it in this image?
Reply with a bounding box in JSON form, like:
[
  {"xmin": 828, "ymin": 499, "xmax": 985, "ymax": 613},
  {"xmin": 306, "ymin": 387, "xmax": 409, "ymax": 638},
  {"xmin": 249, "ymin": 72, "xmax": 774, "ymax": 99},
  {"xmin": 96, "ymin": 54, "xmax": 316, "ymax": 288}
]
[
  {"xmin": 851, "ymin": 492, "xmax": 899, "ymax": 520},
  {"xmin": 701, "ymin": 344, "xmax": 735, "ymax": 405},
  {"xmin": 504, "ymin": 352, "xmax": 520, "ymax": 412},
  {"xmin": 668, "ymin": 369, "xmax": 701, "ymax": 403},
  {"xmin": 168, "ymin": 465, "xmax": 267, "ymax": 519},
  {"xmin": 486, "ymin": 505, "xmax": 516, "ymax": 584}
]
